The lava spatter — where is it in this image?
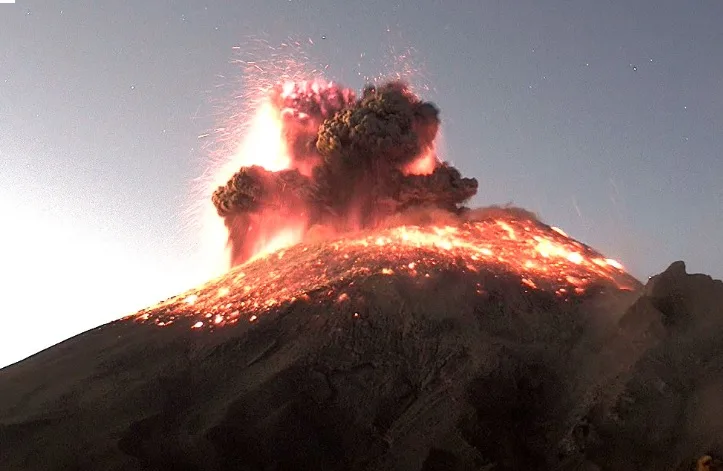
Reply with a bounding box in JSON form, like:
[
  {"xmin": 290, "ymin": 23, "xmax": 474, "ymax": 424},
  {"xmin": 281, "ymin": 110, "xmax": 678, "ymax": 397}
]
[{"xmin": 131, "ymin": 212, "xmax": 639, "ymax": 331}]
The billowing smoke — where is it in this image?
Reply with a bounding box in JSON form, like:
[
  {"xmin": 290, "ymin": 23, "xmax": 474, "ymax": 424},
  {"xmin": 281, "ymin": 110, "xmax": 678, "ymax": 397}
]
[{"xmin": 212, "ymin": 80, "xmax": 478, "ymax": 266}]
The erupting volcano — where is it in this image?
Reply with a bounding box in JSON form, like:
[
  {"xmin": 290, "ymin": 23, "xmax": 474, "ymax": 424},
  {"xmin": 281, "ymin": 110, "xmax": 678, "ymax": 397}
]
[
  {"xmin": 155, "ymin": 75, "xmax": 637, "ymax": 334},
  {"xmin": 3, "ymin": 64, "xmax": 723, "ymax": 471},
  {"xmin": 199, "ymin": 76, "xmax": 634, "ymax": 297},
  {"xmin": 209, "ymin": 79, "xmax": 476, "ymax": 267}
]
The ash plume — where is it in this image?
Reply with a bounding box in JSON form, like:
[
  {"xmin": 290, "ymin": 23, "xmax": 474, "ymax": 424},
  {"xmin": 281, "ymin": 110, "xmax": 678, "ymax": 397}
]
[{"xmin": 212, "ymin": 80, "xmax": 478, "ymax": 266}]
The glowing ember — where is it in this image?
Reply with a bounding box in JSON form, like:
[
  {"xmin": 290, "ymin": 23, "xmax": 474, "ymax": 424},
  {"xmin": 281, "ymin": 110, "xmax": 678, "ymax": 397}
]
[{"xmin": 131, "ymin": 214, "xmax": 639, "ymax": 331}]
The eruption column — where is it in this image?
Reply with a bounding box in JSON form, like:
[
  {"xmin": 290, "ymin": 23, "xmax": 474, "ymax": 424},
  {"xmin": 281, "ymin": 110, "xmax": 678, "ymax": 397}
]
[{"xmin": 212, "ymin": 80, "xmax": 478, "ymax": 267}]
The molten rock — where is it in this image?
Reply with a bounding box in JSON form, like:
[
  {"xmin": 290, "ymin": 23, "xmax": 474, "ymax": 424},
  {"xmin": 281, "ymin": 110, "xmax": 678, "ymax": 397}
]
[{"xmin": 2, "ymin": 211, "xmax": 722, "ymax": 470}]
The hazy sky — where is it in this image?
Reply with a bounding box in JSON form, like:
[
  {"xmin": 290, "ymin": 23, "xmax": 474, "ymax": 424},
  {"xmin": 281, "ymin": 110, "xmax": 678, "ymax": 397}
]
[{"xmin": 1, "ymin": 0, "xmax": 721, "ymax": 367}]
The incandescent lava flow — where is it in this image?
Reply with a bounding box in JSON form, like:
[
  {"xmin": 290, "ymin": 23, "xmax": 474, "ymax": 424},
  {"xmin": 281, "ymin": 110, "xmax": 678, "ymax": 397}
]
[
  {"xmin": 135, "ymin": 76, "xmax": 641, "ymax": 330},
  {"xmin": 132, "ymin": 208, "xmax": 640, "ymax": 331}
]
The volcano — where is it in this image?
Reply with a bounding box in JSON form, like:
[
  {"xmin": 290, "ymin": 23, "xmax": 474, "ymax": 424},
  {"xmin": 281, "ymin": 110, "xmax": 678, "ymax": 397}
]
[
  {"xmin": 3, "ymin": 74, "xmax": 722, "ymax": 471},
  {"xmin": 2, "ymin": 210, "xmax": 722, "ymax": 471}
]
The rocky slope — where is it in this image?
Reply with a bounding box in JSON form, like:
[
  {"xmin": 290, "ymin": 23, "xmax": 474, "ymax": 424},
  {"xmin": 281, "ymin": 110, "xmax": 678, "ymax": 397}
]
[{"xmin": 0, "ymin": 259, "xmax": 720, "ymax": 471}]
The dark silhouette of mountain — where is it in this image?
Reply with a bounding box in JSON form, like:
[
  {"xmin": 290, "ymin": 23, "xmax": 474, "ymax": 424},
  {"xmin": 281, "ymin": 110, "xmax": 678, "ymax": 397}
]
[{"xmin": 1, "ymin": 229, "xmax": 721, "ymax": 471}]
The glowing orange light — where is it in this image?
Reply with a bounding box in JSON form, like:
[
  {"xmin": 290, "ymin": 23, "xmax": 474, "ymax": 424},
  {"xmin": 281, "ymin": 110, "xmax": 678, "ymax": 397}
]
[
  {"xmin": 550, "ymin": 226, "xmax": 568, "ymax": 237},
  {"xmin": 402, "ymin": 147, "xmax": 437, "ymax": 175},
  {"xmin": 230, "ymin": 101, "xmax": 291, "ymax": 171},
  {"xmin": 136, "ymin": 204, "xmax": 636, "ymax": 331},
  {"xmin": 567, "ymin": 252, "xmax": 584, "ymax": 264},
  {"xmin": 522, "ymin": 278, "xmax": 537, "ymax": 289},
  {"xmin": 606, "ymin": 258, "xmax": 624, "ymax": 270},
  {"xmin": 249, "ymin": 224, "xmax": 306, "ymax": 262}
]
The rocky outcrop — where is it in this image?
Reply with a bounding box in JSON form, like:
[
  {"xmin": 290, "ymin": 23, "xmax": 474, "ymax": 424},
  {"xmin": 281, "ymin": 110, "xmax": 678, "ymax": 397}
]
[{"xmin": 571, "ymin": 262, "xmax": 723, "ymax": 471}]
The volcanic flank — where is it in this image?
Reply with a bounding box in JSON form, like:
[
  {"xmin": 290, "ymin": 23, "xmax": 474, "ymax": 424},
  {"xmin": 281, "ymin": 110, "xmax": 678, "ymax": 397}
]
[
  {"xmin": 2, "ymin": 78, "xmax": 723, "ymax": 471},
  {"xmin": 134, "ymin": 207, "xmax": 639, "ymax": 332},
  {"xmin": 2, "ymin": 239, "xmax": 723, "ymax": 470}
]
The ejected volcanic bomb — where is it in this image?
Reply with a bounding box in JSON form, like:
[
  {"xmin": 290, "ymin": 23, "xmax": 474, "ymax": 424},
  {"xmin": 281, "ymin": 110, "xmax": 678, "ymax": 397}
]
[{"xmin": 211, "ymin": 80, "xmax": 477, "ymax": 266}]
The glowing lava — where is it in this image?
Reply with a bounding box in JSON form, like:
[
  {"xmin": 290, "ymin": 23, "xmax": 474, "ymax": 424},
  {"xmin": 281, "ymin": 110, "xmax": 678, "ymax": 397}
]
[
  {"xmin": 200, "ymin": 75, "xmax": 359, "ymax": 271},
  {"xmin": 402, "ymin": 147, "xmax": 438, "ymax": 175},
  {"xmin": 189, "ymin": 56, "xmax": 632, "ymax": 333},
  {"xmin": 248, "ymin": 222, "xmax": 306, "ymax": 262},
  {"xmin": 233, "ymin": 100, "xmax": 291, "ymax": 171},
  {"xmin": 131, "ymin": 213, "xmax": 639, "ymax": 331}
]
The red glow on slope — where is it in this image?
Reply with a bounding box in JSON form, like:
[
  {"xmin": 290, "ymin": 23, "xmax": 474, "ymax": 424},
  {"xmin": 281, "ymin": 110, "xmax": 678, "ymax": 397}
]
[{"xmin": 131, "ymin": 214, "xmax": 639, "ymax": 331}]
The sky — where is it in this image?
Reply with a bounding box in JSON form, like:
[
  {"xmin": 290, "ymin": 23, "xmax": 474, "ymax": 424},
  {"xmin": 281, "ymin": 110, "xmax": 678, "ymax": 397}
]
[{"xmin": 0, "ymin": 0, "xmax": 721, "ymax": 368}]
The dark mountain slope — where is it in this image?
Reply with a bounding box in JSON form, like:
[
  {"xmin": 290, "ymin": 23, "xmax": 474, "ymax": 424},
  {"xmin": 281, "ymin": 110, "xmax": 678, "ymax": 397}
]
[{"xmin": 1, "ymin": 222, "xmax": 720, "ymax": 470}]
